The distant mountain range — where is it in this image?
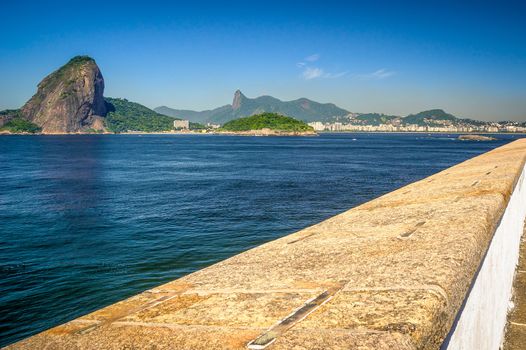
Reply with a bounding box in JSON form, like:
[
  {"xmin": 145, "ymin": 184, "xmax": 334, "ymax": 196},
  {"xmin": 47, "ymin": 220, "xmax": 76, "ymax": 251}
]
[
  {"xmin": 350, "ymin": 109, "xmax": 488, "ymax": 127},
  {"xmin": 2, "ymin": 55, "xmax": 523, "ymax": 134},
  {"xmin": 155, "ymin": 90, "xmax": 524, "ymax": 129},
  {"xmin": 155, "ymin": 90, "xmax": 349, "ymax": 124}
]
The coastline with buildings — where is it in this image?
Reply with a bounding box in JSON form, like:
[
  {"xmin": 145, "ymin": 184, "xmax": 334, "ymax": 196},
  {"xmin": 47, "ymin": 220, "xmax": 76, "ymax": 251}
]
[{"xmin": 308, "ymin": 117, "xmax": 526, "ymax": 134}]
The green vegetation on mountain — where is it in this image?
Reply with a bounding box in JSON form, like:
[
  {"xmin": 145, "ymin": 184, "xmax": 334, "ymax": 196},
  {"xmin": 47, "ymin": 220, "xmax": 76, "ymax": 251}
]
[
  {"xmin": 38, "ymin": 56, "xmax": 96, "ymax": 92},
  {"xmin": 457, "ymin": 117, "xmax": 487, "ymax": 127},
  {"xmin": 352, "ymin": 109, "xmax": 492, "ymax": 128},
  {"xmin": 221, "ymin": 112, "xmax": 314, "ymax": 132},
  {"xmin": 104, "ymin": 97, "xmax": 204, "ymax": 132},
  {"xmin": 0, "ymin": 109, "xmax": 22, "ymax": 117},
  {"xmin": 354, "ymin": 113, "xmax": 399, "ymax": 126},
  {"xmin": 189, "ymin": 122, "xmax": 206, "ymax": 130},
  {"xmin": 104, "ymin": 98, "xmax": 176, "ymax": 132},
  {"xmin": 402, "ymin": 109, "xmax": 458, "ymax": 126},
  {"xmin": 0, "ymin": 117, "xmax": 42, "ymax": 133}
]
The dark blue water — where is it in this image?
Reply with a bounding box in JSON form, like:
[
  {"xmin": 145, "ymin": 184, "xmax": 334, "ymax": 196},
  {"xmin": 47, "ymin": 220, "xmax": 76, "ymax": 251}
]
[{"xmin": 0, "ymin": 133, "xmax": 520, "ymax": 346}]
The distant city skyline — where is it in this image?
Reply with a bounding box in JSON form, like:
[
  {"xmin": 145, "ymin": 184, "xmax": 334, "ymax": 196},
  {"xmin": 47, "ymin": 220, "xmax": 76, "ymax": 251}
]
[{"xmin": 1, "ymin": 0, "xmax": 525, "ymax": 121}]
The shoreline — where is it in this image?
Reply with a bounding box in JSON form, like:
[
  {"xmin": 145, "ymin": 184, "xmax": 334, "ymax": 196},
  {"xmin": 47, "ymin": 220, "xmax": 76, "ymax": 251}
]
[
  {"xmin": 316, "ymin": 131, "xmax": 526, "ymax": 135},
  {"xmin": 0, "ymin": 130, "xmax": 319, "ymax": 136},
  {"xmin": 212, "ymin": 130, "xmax": 317, "ymax": 136},
  {"xmin": 1, "ymin": 130, "xmax": 525, "ymax": 136}
]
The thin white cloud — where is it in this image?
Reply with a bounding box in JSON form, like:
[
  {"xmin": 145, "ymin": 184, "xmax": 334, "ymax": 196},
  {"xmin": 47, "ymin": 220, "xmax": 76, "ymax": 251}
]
[
  {"xmin": 325, "ymin": 71, "xmax": 348, "ymax": 78},
  {"xmin": 300, "ymin": 66, "xmax": 347, "ymax": 80},
  {"xmin": 358, "ymin": 68, "xmax": 396, "ymax": 80},
  {"xmin": 297, "ymin": 54, "xmax": 319, "ymax": 67},
  {"xmin": 302, "ymin": 67, "xmax": 324, "ymax": 80},
  {"xmin": 304, "ymin": 53, "xmax": 320, "ymax": 62},
  {"xmin": 297, "ymin": 54, "xmax": 347, "ymax": 80}
]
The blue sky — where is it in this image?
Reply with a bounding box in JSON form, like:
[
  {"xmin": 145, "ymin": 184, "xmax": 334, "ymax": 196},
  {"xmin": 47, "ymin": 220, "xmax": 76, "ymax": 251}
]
[{"xmin": 1, "ymin": 0, "xmax": 525, "ymax": 121}]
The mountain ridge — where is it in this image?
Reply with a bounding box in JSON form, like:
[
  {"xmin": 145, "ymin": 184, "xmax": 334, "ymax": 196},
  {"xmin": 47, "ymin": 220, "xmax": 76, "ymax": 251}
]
[
  {"xmin": 1, "ymin": 55, "xmax": 523, "ymax": 133},
  {"xmin": 154, "ymin": 90, "xmax": 349, "ymax": 124},
  {"xmin": 155, "ymin": 91, "xmax": 525, "ymax": 130}
]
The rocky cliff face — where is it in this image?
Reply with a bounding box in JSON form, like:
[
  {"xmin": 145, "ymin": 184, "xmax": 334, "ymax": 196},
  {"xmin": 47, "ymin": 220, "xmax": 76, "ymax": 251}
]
[
  {"xmin": 21, "ymin": 56, "xmax": 106, "ymax": 133},
  {"xmin": 232, "ymin": 89, "xmax": 245, "ymax": 111}
]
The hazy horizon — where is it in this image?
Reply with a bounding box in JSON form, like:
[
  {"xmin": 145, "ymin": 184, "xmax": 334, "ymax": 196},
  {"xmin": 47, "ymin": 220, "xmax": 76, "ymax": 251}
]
[{"xmin": 1, "ymin": 0, "xmax": 525, "ymax": 121}]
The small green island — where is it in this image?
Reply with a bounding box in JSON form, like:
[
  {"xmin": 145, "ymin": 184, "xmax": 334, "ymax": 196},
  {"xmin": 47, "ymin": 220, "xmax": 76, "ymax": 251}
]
[{"xmin": 218, "ymin": 112, "xmax": 316, "ymax": 136}]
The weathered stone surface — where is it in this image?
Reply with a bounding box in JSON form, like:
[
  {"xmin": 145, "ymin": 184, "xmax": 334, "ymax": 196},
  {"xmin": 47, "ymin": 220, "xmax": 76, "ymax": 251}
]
[
  {"xmin": 20, "ymin": 56, "xmax": 106, "ymax": 133},
  {"xmin": 508, "ymin": 271, "xmax": 526, "ymax": 325},
  {"xmin": 6, "ymin": 139, "xmax": 526, "ymax": 350},
  {"xmin": 270, "ymin": 329, "xmax": 416, "ymax": 350},
  {"xmin": 503, "ymin": 225, "xmax": 526, "ymax": 350},
  {"xmin": 11, "ymin": 323, "xmax": 262, "ymax": 350},
  {"xmin": 503, "ymin": 324, "xmax": 526, "ymax": 350},
  {"xmin": 295, "ymin": 290, "xmax": 449, "ymax": 346}
]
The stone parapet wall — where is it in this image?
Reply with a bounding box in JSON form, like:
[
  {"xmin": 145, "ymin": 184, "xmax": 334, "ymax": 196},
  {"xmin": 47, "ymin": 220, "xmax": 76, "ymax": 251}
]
[{"xmin": 7, "ymin": 139, "xmax": 526, "ymax": 350}]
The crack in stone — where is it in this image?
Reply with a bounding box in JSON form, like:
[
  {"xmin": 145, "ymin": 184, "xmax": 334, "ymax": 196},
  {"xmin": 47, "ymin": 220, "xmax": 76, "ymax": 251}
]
[
  {"xmin": 246, "ymin": 283, "xmax": 346, "ymax": 349},
  {"xmin": 399, "ymin": 221, "xmax": 426, "ymax": 239},
  {"xmin": 287, "ymin": 233, "xmax": 316, "ymax": 244}
]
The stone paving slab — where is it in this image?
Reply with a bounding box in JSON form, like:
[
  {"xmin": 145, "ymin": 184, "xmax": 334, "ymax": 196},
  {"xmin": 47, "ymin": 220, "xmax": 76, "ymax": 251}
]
[{"xmin": 6, "ymin": 139, "xmax": 526, "ymax": 350}]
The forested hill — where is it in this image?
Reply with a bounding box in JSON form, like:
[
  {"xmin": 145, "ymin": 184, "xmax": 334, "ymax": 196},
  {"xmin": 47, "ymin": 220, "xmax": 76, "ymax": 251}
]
[
  {"xmin": 220, "ymin": 112, "xmax": 314, "ymax": 132},
  {"xmin": 104, "ymin": 98, "xmax": 203, "ymax": 132}
]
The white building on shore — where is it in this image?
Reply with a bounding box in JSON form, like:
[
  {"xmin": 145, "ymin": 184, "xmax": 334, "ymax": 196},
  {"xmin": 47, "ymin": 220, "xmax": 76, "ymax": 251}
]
[
  {"xmin": 173, "ymin": 120, "xmax": 190, "ymax": 129},
  {"xmin": 308, "ymin": 121, "xmax": 325, "ymax": 131}
]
